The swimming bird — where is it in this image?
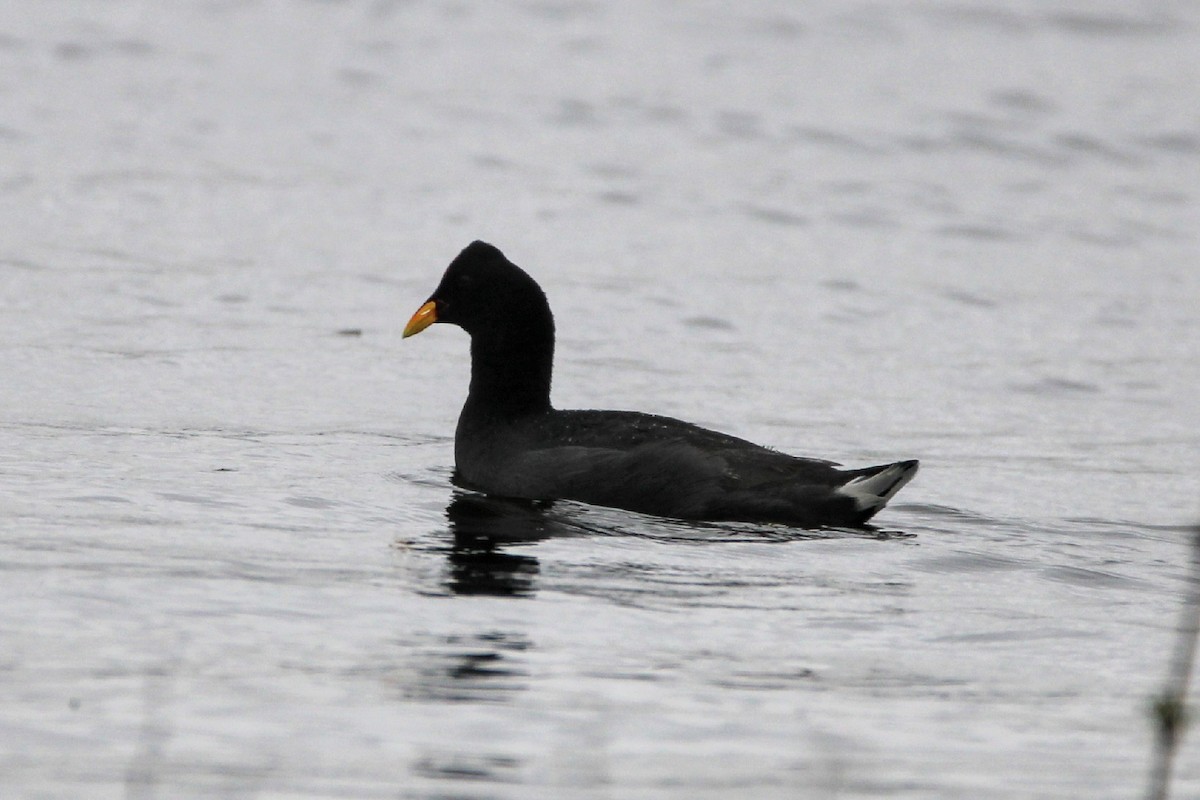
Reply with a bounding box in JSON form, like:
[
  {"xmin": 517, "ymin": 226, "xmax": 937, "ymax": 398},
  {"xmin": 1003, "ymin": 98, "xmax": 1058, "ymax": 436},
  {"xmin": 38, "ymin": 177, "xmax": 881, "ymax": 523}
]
[{"xmin": 404, "ymin": 241, "xmax": 918, "ymax": 528}]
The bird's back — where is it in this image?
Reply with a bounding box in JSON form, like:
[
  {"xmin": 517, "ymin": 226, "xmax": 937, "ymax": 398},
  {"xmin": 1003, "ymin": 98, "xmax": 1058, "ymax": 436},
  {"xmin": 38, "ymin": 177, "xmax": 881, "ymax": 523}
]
[{"xmin": 454, "ymin": 407, "xmax": 916, "ymax": 526}]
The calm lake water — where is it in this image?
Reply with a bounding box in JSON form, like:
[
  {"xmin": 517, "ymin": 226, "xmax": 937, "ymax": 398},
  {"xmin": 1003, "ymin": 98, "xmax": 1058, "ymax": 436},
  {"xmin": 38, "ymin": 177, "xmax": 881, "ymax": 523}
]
[{"xmin": 2, "ymin": 1, "xmax": 1198, "ymax": 798}]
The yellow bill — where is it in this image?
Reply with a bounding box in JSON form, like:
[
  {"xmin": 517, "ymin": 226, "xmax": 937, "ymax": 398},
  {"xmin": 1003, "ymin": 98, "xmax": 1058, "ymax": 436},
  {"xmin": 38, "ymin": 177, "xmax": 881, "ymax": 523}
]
[{"xmin": 403, "ymin": 300, "xmax": 438, "ymax": 338}]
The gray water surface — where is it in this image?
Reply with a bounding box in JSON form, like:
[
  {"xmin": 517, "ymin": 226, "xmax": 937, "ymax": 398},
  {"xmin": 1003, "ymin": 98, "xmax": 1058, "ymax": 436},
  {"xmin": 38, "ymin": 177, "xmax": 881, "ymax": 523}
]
[{"xmin": 2, "ymin": 2, "xmax": 1198, "ymax": 798}]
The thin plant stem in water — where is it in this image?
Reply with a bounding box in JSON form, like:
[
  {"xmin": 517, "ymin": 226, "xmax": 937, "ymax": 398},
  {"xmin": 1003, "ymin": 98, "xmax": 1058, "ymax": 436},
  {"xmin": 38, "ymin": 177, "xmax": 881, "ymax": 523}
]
[{"xmin": 1147, "ymin": 522, "xmax": 1200, "ymax": 800}]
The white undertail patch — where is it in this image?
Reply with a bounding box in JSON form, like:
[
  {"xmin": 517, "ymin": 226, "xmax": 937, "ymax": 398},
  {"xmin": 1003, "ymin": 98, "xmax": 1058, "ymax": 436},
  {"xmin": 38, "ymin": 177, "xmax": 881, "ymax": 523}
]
[{"xmin": 836, "ymin": 461, "xmax": 920, "ymax": 511}]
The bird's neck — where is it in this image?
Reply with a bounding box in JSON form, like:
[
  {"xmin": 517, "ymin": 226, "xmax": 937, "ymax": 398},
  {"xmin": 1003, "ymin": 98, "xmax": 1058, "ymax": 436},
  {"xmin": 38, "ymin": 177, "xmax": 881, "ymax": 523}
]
[{"xmin": 462, "ymin": 326, "xmax": 554, "ymax": 421}]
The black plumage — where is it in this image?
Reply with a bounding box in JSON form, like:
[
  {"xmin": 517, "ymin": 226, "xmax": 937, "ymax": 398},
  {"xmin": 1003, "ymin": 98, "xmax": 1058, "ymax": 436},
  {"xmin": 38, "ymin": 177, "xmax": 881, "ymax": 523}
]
[{"xmin": 404, "ymin": 241, "xmax": 918, "ymax": 527}]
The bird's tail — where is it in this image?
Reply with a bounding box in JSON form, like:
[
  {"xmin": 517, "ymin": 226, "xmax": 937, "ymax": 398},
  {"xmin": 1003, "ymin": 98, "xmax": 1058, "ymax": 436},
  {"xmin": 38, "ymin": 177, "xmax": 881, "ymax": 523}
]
[{"xmin": 836, "ymin": 459, "xmax": 920, "ymax": 517}]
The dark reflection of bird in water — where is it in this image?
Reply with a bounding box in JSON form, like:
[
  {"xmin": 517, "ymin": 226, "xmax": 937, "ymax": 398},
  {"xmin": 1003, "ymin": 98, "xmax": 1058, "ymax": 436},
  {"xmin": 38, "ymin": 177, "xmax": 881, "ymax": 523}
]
[
  {"xmin": 398, "ymin": 630, "xmax": 531, "ymax": 704},
  {"xmin": 443, "ymin": 491, "xmax": 579, "ymax": 597}
]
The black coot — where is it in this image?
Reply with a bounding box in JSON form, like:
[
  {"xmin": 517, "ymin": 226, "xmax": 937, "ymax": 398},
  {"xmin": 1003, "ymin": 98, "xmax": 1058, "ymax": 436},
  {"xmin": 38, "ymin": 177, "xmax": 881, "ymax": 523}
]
[{"xmin": 404, "ymin": 241, "xmax": 918, "ymax": 527}]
